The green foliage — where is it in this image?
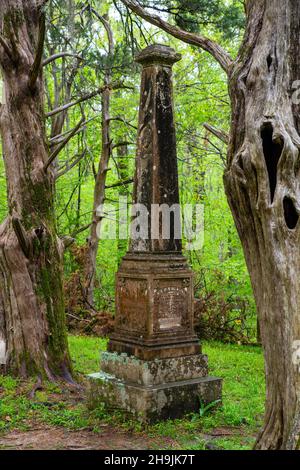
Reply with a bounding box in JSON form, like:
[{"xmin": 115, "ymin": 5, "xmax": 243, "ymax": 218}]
[
  {"xmin": 140, "ymin": 0, "xmax": 245, "ymax": 39},
  {"xmin": 193, "ymin": 399, "xmax": 222, "ymax": 419},
  {"xmin": 0, "ymin": 376, "xmax": 34, "ymax": 432},
  {"xmin": 68, "ymin": 335, "xmax": 108, "ymax": 374},
  {"xmin": 195, "ymin": 293, "xmax": 255, "ymax": 344},
  {"xmin": 202, "ymin": 341, "xmax": 265, "ymax": 429},
  {"xmin": 34, "ymin": 402, "xmax": 91, "ymax": 429}
]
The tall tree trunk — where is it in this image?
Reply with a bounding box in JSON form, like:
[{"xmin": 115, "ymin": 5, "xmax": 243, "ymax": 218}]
[
  {"xmin": 0, "ymin": 0, "xmax": 72, "ymax": 379},
  {"xmin": 84, "ymin": 82, "xmax": 112, "ymax": 307},
  {"xmin": 225, "ymin": 0, "xmax": 300, "ymax": 449},
  {"xmin": 117, "ymin": 141, "xmax": 129, "ymax": 267},
  {"xmin": 84, "ymin": 14, "xmax": 114, "ymax": 307}
]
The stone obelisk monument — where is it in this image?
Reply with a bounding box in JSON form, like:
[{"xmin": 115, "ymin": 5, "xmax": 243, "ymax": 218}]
[{"xmin": 89, "ymin": 45, "xmax": 222, "ymax": 422}]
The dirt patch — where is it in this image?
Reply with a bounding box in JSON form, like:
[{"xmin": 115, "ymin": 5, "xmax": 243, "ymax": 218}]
[
  {"xmin": 0, "ymin": 424, "xmax": 151, "ymax": 450},
  {"xmin": 209, "ymin": 426, "xmax": 241, "ymax": 437}
]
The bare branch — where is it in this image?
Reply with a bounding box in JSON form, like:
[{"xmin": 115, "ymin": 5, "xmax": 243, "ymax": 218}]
[
  {"xmin": 120, "ymin": 0, "xmax": 233, "ymax": 73},
  {"xmin": 58, "ymin": 183, "xmax": 80, "ymax": 220},
  {"xmin": 43, "ymin": 52, "xmax": 83, "ymax": 67},
  {"xmin": 45, "ymin": 82, "xmax": 122, "ymax": 117},
  {"xmin": 29, "ymin": 12, "xmax": 46, "ymax": 90},
  {"xmin": 44, "ymin": 118, "xmax": 84, "ymax": 172},
  {"xmin": 105, "ymin": 178, "xmax": 133, "ymax": 189},
  {"xmin": 55, "ymin": 149, "xmax": 87, "ymax": 180},
  {"xmin": 71, "ymin": 223, "xmax": 91, "ymax": 238},
  {"xmin": 108, "ymin": 116, "xmax": 138, "ymax": 130},
  {"xmin": 112, "ymin": 141, "xmax": 135, "ymax": 150},
  {"xmin": 203, "ymin": 123, "xmax": 229, "ymax": 144},
  {"xmin": 50, "ymin": 117, "xmax": 96, "ymax": 143},
  {"xmin": 12, "ymin": 216, "xmax": 31, "ymax": 258},
  {"xmin": 89, "ymin": 9, "xmax": 115, "ymax": 56},
  {"xmin": 67, "ymin": 312, "xmax": 91, "ymax": 323},
  {"xmin": 60, "ymin": 236, "xmax": 75, "ymax": 250}
]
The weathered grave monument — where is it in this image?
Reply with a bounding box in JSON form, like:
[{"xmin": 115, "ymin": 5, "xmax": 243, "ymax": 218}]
[{"xmin": 89, "ymin": 44, "xmax": 222, "ymax": 422}]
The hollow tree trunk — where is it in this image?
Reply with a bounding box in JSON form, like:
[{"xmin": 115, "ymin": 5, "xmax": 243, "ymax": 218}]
[
  {"xmin": 0, "ymin": 0, "xmax": 72, "ymax": 379},
  {"xmin": 225, "ymin": 0, "xmax": 300, "ymax": 449}
]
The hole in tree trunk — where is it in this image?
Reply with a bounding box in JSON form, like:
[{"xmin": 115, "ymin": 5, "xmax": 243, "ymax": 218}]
[
  {"xmin": 283, "ymin": 197, "xmax": 299, "ymax": 229},
  {"xmin": 261, "ymin": 123, "xmax": 284, "ymax": 203},
  {"xmin": 238, "ymin": 154, "xmax": 244, "ymax": 171},
  {"xmin": 267, "ymin": 54, "xmax": 272, "ymax": 71}
]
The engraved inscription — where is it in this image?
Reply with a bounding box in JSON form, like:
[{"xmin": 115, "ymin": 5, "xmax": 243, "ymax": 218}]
[
  {"xmin": 153, "ymin": 279, "xmax": 190, "ymax": 332},
  {"xmin": 116, "ymin": 278, "xmax": 148, "ymax": 333},
  {"xmin": 158, "ymin": 287, "xmax": 183, "ymax": 329}
]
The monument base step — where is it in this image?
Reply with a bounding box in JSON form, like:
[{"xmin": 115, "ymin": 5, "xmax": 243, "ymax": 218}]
[
  {"xmin": 100, "ymin": 351, "xmax": 209, "ymax": 386},
  {"xmin": 87, "ymin": 371, "xmax": 222, "ymax": 423}
]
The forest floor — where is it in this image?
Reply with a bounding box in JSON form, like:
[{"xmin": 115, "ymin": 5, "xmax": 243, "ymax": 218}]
[{"xmin": 0, "ymin": 337, "xmax": 265, "ymax": 451}]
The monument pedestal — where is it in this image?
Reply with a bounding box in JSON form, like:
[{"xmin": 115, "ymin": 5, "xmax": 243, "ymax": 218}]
[
  {"xmin": 88, "ymin": 254, "xmax": 222, "ymax": 422},
  {"xmin": 109, "ymin": 253, "xmax": 200, "ymax": 360},
  {"xmin": 88, "ymin": 45, "xmax": 222, "ymax": 422}
]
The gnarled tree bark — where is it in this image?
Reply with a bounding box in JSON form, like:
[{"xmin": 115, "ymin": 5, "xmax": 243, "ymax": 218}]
[
  {"xmin": 225, "ymin": 0, "xmax": 300, "ymax": 450},
  {"xmin": 0, "ymin": 0, "xmax": 72, "ymax": 379}
]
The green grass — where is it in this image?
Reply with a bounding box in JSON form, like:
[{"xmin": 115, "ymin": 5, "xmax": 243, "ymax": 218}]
[
  {"xmin": 68, "ymin": 335, "xmax": 108, "ymax": 374},
  {"xmin": 0, "ymin": 376, "xmax": 31, "ymax": 432},
  {"xmin": 202, "ymin": 342, "xmax": 265, "ymax": 429},
  {"xmin": 0, "ymin": 336, "xmax": 265, "ymax": 450}
]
